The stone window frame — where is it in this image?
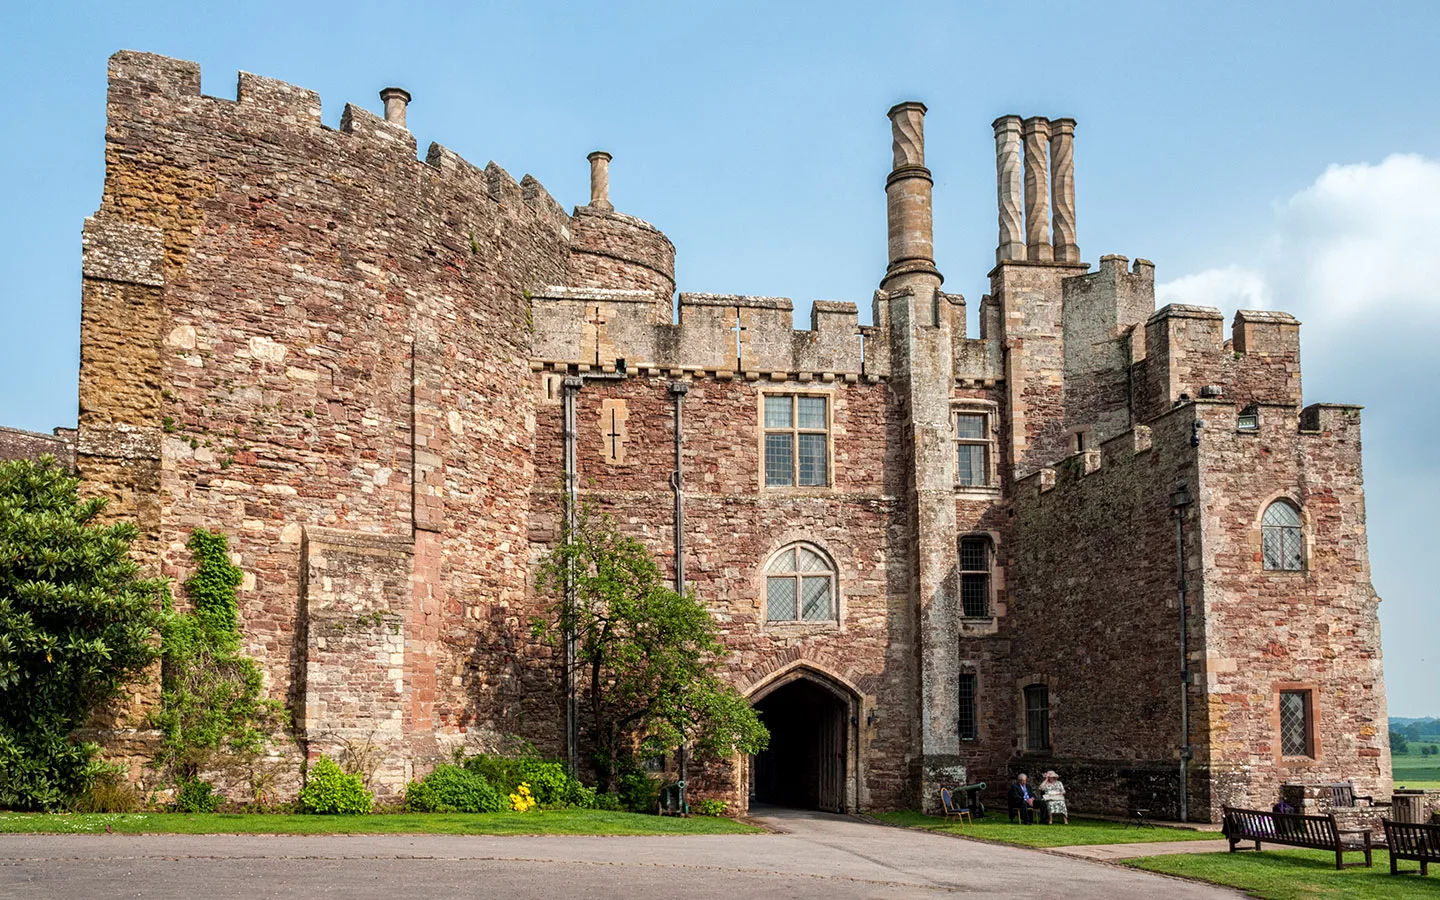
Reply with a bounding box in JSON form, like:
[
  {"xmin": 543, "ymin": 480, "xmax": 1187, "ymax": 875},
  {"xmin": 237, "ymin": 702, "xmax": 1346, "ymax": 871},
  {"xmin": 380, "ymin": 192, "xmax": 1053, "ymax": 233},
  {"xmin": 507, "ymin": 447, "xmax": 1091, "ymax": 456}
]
[
  {"xmin": 1272, "ymin": 682, "xmax": 1323, "ymax": 765},
  {"xmin": 760, "ymin": 540, "xmax": 843, "ymax": 632},
  {"xmin": 958, "ymin": 533, "xmax": 996, "ymax": 620},
  {"xmin": 1015, "ymin": 673, "xmax": 1055, "ymax": 756},
  {"xmin": 1254, "ymin": 493, "xmax": 1308, "ymax": 573},
  {"xmin": 758, "ymin": 389, "xmax": 836, "ymax": 493},
  {"xmin": 952, "ymin": 399, "xmax": 1000, "ymax": 495}
]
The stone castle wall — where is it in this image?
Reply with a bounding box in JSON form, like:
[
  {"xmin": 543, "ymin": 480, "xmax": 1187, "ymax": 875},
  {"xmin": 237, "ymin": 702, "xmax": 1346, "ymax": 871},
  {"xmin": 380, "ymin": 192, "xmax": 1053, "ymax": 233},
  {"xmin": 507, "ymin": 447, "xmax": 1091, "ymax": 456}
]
[
  {"xmin": 0, "ymin": 426, "xmax": 76, "ymax": 468},
  {"xmin": 41, "ymin": 51, "xmax": 1389, "ymax": 818}
]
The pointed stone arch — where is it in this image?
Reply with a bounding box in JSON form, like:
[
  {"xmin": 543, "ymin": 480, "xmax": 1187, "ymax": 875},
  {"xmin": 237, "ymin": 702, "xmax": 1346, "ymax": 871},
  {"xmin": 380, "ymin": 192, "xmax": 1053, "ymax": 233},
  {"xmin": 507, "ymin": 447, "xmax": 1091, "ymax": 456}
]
[{"xmin": 742, "ymin": 661, "xmax": 862, "ymax": 814}]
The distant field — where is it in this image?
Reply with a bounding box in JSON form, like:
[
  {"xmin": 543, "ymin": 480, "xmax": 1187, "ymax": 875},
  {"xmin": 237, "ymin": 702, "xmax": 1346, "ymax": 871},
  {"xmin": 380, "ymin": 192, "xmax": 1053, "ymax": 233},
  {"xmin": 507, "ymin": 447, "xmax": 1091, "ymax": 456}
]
[{"xmin": 1393, "ymin": 742, "xmax": 1440, "ymax": 789}]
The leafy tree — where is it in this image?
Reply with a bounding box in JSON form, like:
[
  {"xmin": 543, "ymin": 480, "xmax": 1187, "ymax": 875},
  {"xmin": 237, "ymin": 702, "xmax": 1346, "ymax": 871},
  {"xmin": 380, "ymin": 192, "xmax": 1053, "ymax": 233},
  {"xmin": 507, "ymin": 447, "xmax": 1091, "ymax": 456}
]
[
  {"xmin": 0, "ymin": 457, "xmax": 167, "ymax": 810},
  {"xmin": 534, "ymin": 506, "xmax": 768, "ymax": 791},
  {"xmin": 1391, "ymin": 730, "xmax": 1409, "ymax": 754},
  {"xmin": 152, "ymin": 529, "xmax": 284, "ymax": 792}
]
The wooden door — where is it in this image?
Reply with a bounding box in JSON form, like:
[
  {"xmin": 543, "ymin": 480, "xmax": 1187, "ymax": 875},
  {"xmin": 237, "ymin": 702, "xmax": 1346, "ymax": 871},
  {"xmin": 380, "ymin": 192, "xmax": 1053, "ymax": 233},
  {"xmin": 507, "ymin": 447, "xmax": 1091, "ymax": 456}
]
[{"xmin": 815, "ymin": 699, "xmax": 846, "ymax": 812}]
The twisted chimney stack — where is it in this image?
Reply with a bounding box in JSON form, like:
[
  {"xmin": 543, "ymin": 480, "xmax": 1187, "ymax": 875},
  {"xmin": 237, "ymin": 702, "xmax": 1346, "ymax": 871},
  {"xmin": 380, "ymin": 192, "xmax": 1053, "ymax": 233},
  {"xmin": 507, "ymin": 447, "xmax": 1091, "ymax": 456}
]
[{"xmin": 882, "ymin": 102, "xmax": 941, "ymax": 291}]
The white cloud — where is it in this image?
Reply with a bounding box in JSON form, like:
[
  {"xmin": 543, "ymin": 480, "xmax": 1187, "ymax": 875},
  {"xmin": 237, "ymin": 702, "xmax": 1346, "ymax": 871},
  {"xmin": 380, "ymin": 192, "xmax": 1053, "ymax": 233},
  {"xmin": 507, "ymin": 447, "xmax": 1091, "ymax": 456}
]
[
  {"xmin": 1155, "ymin": 264, "xmax": 1270, "ymax": 311},
  {"xmin": 1157, "ymin": 153, "xmax": 1440, "ymax": 717},
  {"xmin": 1159, "ymin": 154, "xmax": 1440, "ymax": 332}
]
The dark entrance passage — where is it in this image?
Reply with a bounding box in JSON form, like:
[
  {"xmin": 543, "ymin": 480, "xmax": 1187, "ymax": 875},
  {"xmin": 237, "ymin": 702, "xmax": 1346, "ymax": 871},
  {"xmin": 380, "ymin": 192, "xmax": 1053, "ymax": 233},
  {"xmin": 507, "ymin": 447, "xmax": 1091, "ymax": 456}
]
[{"xmin": 751, "ymin": 677, "xmax": 849, "ymax": 812}]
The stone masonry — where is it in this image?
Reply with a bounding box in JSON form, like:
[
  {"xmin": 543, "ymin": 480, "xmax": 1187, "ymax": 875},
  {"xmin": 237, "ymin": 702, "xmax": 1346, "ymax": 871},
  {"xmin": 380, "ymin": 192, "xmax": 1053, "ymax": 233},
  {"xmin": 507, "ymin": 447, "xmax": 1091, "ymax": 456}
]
[{"xmin": 5, "ymin": 51, "xmax": 1391, "ymax": 819}]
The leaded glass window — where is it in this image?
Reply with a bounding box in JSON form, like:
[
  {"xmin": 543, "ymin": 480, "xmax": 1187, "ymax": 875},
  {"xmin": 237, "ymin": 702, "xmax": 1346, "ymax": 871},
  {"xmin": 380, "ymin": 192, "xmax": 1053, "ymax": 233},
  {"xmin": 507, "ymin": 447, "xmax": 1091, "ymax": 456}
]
[
  {"xmin": 764, "ymin": 395, "xmax": 829, "ymax": 487},
  {"xmin": 1262, "ymin": 500, "xmax": 1303, "ymax": 571},
  {"xmin": 955, "ymin": 410, "xmax": 991, "ymax": 487},
  {"xmin": 1279, "ymin": 690, "xmax": 1312, "ymax": 756},
  {"xmin": 765, "ymin": 544, "xmax": 837, "ymax": 623},
  {"xmin": 958, "ymin": 672, "xmax": 977, "ymax": 741},
  {"xmin": 959, "ymin": 536, "xmax": 992, "ymax": 618},
  {"xmin": 1024, "ymin": 684, "xmax": 1050, "ymax": 752}
]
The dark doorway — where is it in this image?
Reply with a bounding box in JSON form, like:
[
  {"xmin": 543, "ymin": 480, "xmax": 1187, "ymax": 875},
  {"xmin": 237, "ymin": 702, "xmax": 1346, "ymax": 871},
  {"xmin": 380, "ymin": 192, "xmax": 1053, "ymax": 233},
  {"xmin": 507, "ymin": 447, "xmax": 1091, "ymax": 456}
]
[{"xmin": 751, "ymin": 677, "xmax": 849, "ymax": 812}]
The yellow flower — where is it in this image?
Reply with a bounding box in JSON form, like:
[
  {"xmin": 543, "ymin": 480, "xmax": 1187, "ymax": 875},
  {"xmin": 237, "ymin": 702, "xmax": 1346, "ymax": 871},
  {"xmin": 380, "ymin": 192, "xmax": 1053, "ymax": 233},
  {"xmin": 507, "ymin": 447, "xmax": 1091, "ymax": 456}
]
[{"xmin": 509, "ymin": 782, "xmax": 536, "ymax": 812}]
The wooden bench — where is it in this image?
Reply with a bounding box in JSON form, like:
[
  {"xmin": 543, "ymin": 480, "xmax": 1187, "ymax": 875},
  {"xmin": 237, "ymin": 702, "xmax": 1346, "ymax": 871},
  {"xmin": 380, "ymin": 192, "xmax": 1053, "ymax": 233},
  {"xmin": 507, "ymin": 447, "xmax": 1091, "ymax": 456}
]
[
  {"xmin": 1328, "ymin": 782, "xmax": 1375, "ymax": 809},
  {"xmin": 1222, "ymin": 806, "xmax": 1373, "ymax": 870},
  {"xmin": 1383, "ymin": 819, "xmax": 1440, "ymax": 876}
]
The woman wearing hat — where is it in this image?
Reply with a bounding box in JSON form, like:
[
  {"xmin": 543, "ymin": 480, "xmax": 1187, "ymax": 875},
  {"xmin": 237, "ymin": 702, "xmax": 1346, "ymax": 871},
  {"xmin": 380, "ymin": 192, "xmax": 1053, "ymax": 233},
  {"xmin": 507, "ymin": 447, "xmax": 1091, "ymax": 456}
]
[{"xmin": 1039, "ymin": 771, "xmax": 1068, "ymax": 824}]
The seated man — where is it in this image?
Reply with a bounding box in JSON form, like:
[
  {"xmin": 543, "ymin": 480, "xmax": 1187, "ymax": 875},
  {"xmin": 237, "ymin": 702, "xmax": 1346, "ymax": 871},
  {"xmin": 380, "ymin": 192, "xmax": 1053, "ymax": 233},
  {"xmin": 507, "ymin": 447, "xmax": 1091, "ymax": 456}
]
[{"xmin": 1008, "ymin": 773, "xmax": 1036, "ymax": 825}]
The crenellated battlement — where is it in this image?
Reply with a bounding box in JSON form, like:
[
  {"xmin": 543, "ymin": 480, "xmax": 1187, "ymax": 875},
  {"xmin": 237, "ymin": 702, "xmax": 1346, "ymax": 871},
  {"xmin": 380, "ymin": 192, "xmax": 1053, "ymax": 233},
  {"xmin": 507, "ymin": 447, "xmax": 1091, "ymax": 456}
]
[{"xmin": 102, "ymin": 51, "xmax": 574, "ymax": 239}]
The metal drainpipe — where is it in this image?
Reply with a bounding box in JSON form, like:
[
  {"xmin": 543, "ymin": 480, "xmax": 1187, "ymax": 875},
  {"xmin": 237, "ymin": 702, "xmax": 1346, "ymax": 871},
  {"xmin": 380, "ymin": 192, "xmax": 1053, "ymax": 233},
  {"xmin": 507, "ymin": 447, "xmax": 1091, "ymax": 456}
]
[
  {"xmin": 562, "ymin": 375, "xmax": 582, "ymax": 776},
  {"xmin": 1171, "ymin": 482, "xmax": 1194, "ymax": 823},
  {"xmin": 669, "ymin": 381, "xmax": 689, "ymax": 797}
]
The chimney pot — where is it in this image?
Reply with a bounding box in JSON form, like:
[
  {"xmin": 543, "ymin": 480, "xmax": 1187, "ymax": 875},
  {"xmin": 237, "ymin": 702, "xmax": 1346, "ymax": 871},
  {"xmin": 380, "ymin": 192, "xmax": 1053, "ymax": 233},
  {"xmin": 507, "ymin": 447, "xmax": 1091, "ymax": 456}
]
[
  {"xmin": 587, "ymin": 151, "xmax": 613, "ymax": 211},
  {"xmin": 881, "ymin": 101, "xmax": 941, "ymax": 290},
  {"xmin": 379, "ymin": 87, "xmax": 411, "ymax": 128}
]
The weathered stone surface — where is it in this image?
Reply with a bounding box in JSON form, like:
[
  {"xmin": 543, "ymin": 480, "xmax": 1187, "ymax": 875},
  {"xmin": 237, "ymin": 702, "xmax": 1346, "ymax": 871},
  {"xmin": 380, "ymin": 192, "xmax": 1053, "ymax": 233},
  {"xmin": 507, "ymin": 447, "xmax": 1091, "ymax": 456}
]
[{"xmin": 33, "ymin": 53, "xmax": 1387, "ymax": 821}]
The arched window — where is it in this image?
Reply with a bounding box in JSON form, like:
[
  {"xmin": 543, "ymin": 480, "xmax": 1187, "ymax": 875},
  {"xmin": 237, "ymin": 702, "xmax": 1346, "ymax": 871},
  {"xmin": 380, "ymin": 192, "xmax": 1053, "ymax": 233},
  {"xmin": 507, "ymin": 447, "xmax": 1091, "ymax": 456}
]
[
  {"xmin": 765, "ymin": 544, "xmax": 836, "ymax": 622},
  {"xmin": 1262, "ymin": 500, "xmax": 1304, "ymax": 571}
]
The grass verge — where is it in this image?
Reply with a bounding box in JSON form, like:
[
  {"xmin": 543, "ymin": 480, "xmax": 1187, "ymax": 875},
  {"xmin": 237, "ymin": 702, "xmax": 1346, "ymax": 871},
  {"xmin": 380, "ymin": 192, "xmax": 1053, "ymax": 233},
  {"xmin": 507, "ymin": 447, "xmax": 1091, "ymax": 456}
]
[
  {"xmin": 1126, "ymin": 848, "xmax": 1438, "ymax": 900},
  {"xmin": 0, "ymin": 809, "xmax": 759, "ymax": 836},
  {"xmin": 871, "ymin": 810, "xmax": 1218, "ymax": 848}
]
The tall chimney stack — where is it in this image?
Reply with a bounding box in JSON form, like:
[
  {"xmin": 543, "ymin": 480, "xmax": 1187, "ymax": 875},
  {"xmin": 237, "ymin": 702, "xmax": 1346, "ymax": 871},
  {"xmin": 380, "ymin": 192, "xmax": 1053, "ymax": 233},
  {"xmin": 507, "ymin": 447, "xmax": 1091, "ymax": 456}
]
[
  {"xmin": 587, "ymin": 151, "xmax": 613, "ymax": 211},
  {"xmin": 993, "ymin": 115, "xmax": 1025, "ymax": 263},
  {"xmin": 882, "ymin": 102, "xmax": 941, "ymax": 291},
  {"xmin": 379, "ymin": 87, "xmax": 411, "ymax": 128},
  {"xmin": 1049, "ymin": 118, "xmax": 1078, "ymax": 263},
  {"xmin": 1022, "ymin": 116, "xmax": 1052, "ymax": 262}
]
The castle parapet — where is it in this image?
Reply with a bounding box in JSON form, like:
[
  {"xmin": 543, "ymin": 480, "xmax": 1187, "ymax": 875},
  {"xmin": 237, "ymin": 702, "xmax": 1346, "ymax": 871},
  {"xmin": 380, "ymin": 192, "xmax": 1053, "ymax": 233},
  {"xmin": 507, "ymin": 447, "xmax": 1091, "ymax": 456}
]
[{"xmin": 1133, "ymin": 303, "xmax": 1302, "ymax": 423}]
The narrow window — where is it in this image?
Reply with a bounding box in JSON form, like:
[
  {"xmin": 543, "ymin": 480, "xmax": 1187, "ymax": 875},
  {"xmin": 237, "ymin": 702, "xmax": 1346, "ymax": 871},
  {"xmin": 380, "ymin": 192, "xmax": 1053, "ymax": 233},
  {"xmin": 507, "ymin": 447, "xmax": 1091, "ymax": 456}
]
[
  {"xmin": 958, "ymin": 672, "xmax": 978, "ymax": 741},
  {"xmin": 955, "ymin": 410, "xmax": 991, "ymax": 487},
  {"xmin": 1279, "ymin": 690, "xmax": 1313, "ymax": 757},
  {"xmin": 764, "ymin": 395, "xmax": 829, "ymax": 487},
  {"xmin": 1237, "ymin": 404, "xmax": 1260, "ymax": 432},
  {"xmin": 1262, "ymin": 500, "xmax": 1303, "ymax": 571},
  {"xmin": 959, "ymin": 536, "xmax": 992, "ymax": 618},
  {"xmin": 1024, "ymin": 684, "xmax": 1050, "ymax": 752},
  {"xmin": 765, "ymin": 543, "xmax": 837, "ymax": 623}
]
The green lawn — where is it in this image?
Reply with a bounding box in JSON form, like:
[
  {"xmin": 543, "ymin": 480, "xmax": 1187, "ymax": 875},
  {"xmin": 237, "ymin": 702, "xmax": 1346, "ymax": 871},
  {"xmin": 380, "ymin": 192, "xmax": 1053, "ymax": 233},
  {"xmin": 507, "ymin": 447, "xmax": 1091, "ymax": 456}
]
[
  {"xmin": 1127, "ymin": 848, "xmax": 1439, "ymax": 900},
  {"xmin": 1394, "ymin": 746, "xmax": 1440, "ymax": 790},
  {"xmin": 871, "ymin": 810, "xmax": 1218, "ymax": 848},
  {"xmin": 0, "ymin": 809, "xmax": 759, "ymax": 836}
]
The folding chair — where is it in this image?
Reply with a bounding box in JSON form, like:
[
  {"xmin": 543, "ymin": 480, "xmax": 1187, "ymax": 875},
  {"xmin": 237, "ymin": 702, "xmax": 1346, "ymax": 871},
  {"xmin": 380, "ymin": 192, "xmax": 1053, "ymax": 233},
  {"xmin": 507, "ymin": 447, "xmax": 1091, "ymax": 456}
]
[{"xmin": 941, "ymin": 788, "xmax": 973, "ymax": 826}]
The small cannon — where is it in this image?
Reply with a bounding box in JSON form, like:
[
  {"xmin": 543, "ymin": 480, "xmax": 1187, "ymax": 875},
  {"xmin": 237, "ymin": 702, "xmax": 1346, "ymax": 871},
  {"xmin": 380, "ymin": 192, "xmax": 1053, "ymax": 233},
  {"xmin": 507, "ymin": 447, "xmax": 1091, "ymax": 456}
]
[
  {"xmin": 957, "ymin": 781, "xmax": 987, "ymax": 817},
  {"xmin": 657, "ymin": 779, "xmax": 688, "ymax": 816}
]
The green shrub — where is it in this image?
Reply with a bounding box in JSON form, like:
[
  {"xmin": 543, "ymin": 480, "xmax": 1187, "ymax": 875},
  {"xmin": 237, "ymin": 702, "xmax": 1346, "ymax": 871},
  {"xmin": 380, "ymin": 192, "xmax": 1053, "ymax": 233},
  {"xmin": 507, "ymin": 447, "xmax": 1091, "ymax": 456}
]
[
  {"xmin": 694, "ymin": 798, "xmax": 727, "ymax": 816},
  {"xmin": 298, "ymin": 757, "xmax": 372, "ymax": 814},
  {"xmin": 617, "ymin": 771, "xmax": 661, "ymax": 814},
  {"xmin": 0, "ymin": 458, "xmax": 168, "ymax": 810},
  {"xmin": 70, "ymin": 768, "xmax": 144, "ymax": 813},
  {"xmin": 460, "ymin": 755, "xmax": 594, "ymax": 808},
  {"xmin": 593, "ymin": 791, "xmax": 623, "ymax": 811},
  {"xmin": 174, "ymin": 777, "xmax": 221, "ymax": 813},
  {"xmin": 404, "ymin": 764, "xmax": 504, "ymax": 813}
]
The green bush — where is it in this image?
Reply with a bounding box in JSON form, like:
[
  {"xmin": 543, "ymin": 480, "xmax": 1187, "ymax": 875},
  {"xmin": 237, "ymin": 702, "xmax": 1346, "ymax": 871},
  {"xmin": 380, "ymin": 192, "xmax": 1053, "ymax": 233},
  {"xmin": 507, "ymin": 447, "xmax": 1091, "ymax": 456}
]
[
  {"xmin": 0, "ymin": 458, "xmax": 168, "ymax": 810},
  {"xmin": 70, "ymin": 768, "xmax": 144, "ymax": 813},
  {"xmin": 404, "ymin": 764, "xmax": 504, "ymax": 813},
  {"xmin": 593, "ymin": 791, "xmax": 623, "ymax": 811},
  {"xmin": 174, "ymin": 777, "xmax": 221, "ymax": 813},
  {"xmin": 694, "ymin": 798, "xmax": 727, "ymax": 816},
  {"xmin": 298, "ymin": 757, "xmax": 372, "ymax": 814},
  {"xmin": 617, "ymin": 771, "xmax": 661, "ymax": 814},
  {"xmin": 460, "ymin": 755, "xmax": 595, "ymax": 808}
]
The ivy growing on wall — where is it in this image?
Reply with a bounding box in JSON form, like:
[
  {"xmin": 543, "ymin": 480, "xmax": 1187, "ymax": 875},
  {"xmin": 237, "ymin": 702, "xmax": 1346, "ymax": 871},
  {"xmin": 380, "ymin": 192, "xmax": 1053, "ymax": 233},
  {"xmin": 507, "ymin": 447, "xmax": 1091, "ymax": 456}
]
[{"xmin": 152, "ymin": 529, "xmax": 284, "ymax": 794}]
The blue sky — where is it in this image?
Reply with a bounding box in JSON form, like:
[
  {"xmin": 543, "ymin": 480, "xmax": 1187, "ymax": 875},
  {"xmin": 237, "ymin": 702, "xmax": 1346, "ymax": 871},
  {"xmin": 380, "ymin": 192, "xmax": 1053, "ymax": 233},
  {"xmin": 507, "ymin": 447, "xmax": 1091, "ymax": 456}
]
[{"xmin": 0, "ymin": 1, "xmax": 1435, "ymax": 715}]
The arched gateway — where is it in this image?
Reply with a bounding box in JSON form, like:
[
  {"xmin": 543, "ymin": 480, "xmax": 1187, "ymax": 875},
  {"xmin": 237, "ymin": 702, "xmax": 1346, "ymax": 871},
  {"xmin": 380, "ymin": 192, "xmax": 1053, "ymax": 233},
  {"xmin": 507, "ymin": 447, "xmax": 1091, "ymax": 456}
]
[{"xmin": 745, "ymin": 665, "xmax": 860, "ymax": 813}]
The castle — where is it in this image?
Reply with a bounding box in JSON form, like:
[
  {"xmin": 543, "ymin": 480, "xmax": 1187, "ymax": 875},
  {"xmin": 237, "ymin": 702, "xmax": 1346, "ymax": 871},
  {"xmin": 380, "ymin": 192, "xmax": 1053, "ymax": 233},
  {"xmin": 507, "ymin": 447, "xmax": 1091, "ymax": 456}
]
[{"xmin": 2, "ymin": 51, "xmax": 1391, "ymax": 820}]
